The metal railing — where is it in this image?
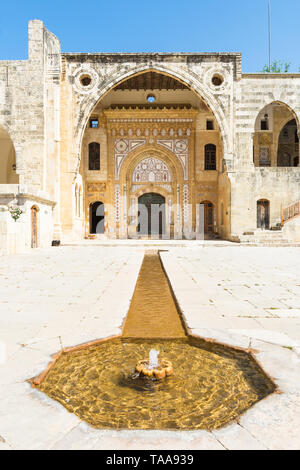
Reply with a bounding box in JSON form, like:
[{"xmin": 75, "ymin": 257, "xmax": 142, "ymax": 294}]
[{"xmin": 281, "ymin": 201, "xmax": 300, "ymax": 224}]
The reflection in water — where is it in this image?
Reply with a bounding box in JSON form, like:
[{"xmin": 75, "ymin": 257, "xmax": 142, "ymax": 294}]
[
  {"xmin": 122, "ymin": 251, "xmax": 186, "ymax": 338},
  {"xmin": 35, "ymin": 251, "xmax": 275, "ymax": 430},
  {"xmin": 38, "ymin": 339, "xmax": 275, "ymax": 430}
]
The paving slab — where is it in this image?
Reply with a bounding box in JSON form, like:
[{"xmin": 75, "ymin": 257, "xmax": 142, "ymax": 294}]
[{"xmin": 1, "ymin": 245, "xmax": 300, "ymax": 449}]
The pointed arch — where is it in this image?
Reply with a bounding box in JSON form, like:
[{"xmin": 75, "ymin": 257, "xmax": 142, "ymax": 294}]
[{"xmin": 75, "ymin": 65, "xmax": 229, "ymax": 171}]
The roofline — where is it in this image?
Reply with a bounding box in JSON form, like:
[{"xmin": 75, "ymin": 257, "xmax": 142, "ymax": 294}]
[
  {"xmin": 61, "ymin": 52, "xmax": 242, "ymax": 57},
  {"xmin": 242, "ymin": 73, "xmax": 300, "ymax": 78}
]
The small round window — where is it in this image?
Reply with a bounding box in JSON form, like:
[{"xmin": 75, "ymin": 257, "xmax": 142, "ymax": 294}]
[
  {"xmin": 80, "ymin": 75, "xmax": 92, "ymax": 87},
  {"xmin": 212, "ymin": 74, "xmax": 224, "ymax": 87},
  {"xmin": 147, "ymin": 94, "xmax": 156, "ymax": 103}
]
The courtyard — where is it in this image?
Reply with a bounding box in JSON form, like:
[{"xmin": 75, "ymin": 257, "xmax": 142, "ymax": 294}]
[{"xmin": 0, "ymin": 244, "xmax": 300, "ymax": 450}]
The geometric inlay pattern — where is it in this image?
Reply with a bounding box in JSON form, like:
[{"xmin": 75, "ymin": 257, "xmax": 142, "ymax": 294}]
[
  {"xmin": 157, "ymin": 139, "xmax": 189, "ymax": 180},
  {"xmin": 132, "ymin": 157, "xmax": 171, "ymax": 183},
  {"xmin": 115, "ymin": 139, "xmax": 146, "ymax": 180}
]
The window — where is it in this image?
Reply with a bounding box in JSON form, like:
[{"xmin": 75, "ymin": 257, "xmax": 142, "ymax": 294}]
[
  {"xmin": 206, "ymin": 120, "xmax": 214, "ymax": 130},
  {"xmin": 89, "ymin": 142, "xmax": 100, "ymax": 170},
  {"xmin": 205, "ymin": 144, "xmax": 217, "ymax": 170},
  {"xmin": 90, "ymin": 118, "xmax": 99, "ymax": 128},
  {"xmin": 80, "ymin": 75, "xmax": 92, "ymax": 87},
  {"xmin": 212, "ymin": 74, "xmax": 224, "ymax": 86},
  {"xmin": 147, "ymin": 94, "xmax": 156, "ymax": 103}
]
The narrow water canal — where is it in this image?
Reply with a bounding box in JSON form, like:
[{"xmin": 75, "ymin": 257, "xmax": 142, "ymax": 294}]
[{"xmin": 122, "ymin": 251, "xmax": 186, "ymax": 339}]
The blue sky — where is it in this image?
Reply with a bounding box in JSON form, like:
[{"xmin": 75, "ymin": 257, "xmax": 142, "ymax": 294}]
[{"xmin": 0, "ymin": 0, "xmax": 300, "ymax": 73}]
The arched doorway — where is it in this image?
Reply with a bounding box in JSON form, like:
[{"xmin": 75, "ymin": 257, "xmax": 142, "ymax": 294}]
[
  {"xmin": 31, "ymin": 206, "xmax": 39, "ymax": 248},
  {"xmin": 200, "ymin": 201, "xmax": 214, "ymax": 234},
  {"xmin": 137, "ymin": 193, "xmax": 166, "ymax": 237},
  {"xmin": 257, "ymin": 200, "xmax": 270, "ymax": 229},
  {"xmin": 90, "ymin": 202, "xmax": 105, "ymax": 234}
]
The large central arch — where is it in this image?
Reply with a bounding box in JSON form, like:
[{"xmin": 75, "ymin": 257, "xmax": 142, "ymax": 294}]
[
  {"xmin": 75, "ymin": 65, "xmax": 227, "ymax": 240},
  {"xmin": 74, "ymin": 65, "xmax": 229, "ymax": 172}
]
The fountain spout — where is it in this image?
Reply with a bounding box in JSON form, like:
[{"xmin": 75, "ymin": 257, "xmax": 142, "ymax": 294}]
[
  {"xmin": 148, "ymin": 349, "xmax": 159, "ymax": 370},
  {"xmin": 135, "ymin": 350, "xmax": 173, "ymax": 380}
]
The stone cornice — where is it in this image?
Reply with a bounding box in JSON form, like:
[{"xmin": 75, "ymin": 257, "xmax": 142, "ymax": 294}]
[
  {"xmin": 104, "ymin": 107, "xmax": 198, "ymax": 120},
  {"xmin": 62, "ymin": 52, "xmax": 241, "ymax": 62},
  {"xmin": 17, "ymin": 193, "xmax": 56, "ymax": 207},
  {"xmin": 0, "ymin": 193, "xmax": 56, "ymax": 207}
]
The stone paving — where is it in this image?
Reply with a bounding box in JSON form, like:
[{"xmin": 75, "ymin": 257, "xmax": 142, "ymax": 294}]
[{"xmin": 0, "ymin": 244, "xmax": 300, "ymax": 449}]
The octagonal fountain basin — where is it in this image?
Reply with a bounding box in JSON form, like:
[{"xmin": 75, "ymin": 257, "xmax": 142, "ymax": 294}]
[{"xmin": 30, "ymin": 337, "xmax": 276, "ymax": 431}]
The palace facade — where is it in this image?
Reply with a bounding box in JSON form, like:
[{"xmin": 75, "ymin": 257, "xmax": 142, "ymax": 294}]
[{"xmin": 1, "ymin": 20, "xmax": 300, "ymax": 253}]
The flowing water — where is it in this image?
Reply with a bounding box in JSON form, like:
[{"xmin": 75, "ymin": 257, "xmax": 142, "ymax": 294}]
[
  {"xmin": 38, "ymin": 339, "xmax": 274, "ymax": 430},
  {"xmin": 122, "ymin": 251, "xmax": 186, "ymax": 338},
  {"xmin": 35, "ymin": 251, "xmax": 275, "ymax": 430}
]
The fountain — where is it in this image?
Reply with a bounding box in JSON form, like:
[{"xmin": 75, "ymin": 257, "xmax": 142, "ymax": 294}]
[
  {"xmin": 135, "ymin": 349, "xmax": 173, "ymax": 380},
  {"xmin": 29, "ymin": 253, "xmax": 276, "ymax": 431}
]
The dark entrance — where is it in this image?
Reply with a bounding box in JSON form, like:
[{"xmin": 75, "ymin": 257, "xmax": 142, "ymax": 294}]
[
  {"xmin": 200, "ymin": 201, "xmax": 214, "ymax": 233},
  {"xmin": 137, "ymin": 193, "xmax": 166, "ymax": 237},
  {"xmin": 90, "ymin": 202, "xmax": 105, "ymax": 234},
  {"xmin": 257, "ymin": 200, "xmax": 270, "ymax": 229}
]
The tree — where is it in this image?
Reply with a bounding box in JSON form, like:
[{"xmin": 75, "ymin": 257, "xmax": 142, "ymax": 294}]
[{"xmin": 261, "ymin": 60, "xmax": 291, "ymax": 73}]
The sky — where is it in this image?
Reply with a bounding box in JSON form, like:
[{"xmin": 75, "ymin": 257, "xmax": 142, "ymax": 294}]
[{"xmin": 0, "ymin": 0, "xmax": 300, "ymax": 73}]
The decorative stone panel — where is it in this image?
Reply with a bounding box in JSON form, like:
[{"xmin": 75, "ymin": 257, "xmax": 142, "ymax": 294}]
[
  {"xmin": 132, "ymin": 157, "xmax": 171, "ymax": 183},
  {"xmin": 157, "ymin": 139, "xmax": 189, "ymax": 179}
]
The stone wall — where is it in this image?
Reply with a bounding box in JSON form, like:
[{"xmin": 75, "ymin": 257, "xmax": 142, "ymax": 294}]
[
  {"xmin": 0, "ymin": 21, "xmax": 59, "ymax": 252},
  {"xmin": 1, "ymin": 20, "xmax": 300, "ymax": 249}
]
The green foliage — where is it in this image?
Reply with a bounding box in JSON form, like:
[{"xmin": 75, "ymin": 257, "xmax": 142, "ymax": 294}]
[
  {"xmin": 261, "ymin": 60, "xmax": 291, "ymax": 73},
  {"xmin": 8, "ymin": 206, "xmax": 23, "ymax": 222}
]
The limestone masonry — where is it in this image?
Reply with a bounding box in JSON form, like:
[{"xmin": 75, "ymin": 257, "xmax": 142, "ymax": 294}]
[{"xmin": 1, "ymin": 20, "xmax": 300, "ymax": 254}]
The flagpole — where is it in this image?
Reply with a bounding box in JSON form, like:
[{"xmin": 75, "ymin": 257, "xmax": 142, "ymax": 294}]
[{"xmin": 268, "ymin": 0, "xmax": 271, "ymax": 70}]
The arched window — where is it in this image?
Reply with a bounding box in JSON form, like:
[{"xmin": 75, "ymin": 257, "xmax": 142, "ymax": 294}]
[
  {"xmin": 205, "ymin": 144, "xmax": 217, "ymax": 170},
  {"xmin": 89, "ymin": 142, "xmax": 100, "ymax": 170}
]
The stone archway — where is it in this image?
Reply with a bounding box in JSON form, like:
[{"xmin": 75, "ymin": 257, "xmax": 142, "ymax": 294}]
[
  {"xmin": 253, "ymin": 102, "xmax": 300, "ymax": 167},
  {"xmin": 123, "ymin": 148, "xmax": 179, "ymax": 239},
  {"xmin": 137, "ymin": 193, "xmax": 166, "ymax": 237},
  {"xmin": 75, "ymin": 66, "xmax": 228, "ymax": 173},
  {"xmin": 76, "ymin": 67, "xmax": 225, "ymax": 241},
  {"xmin": 0, "ymin": 125, "xmax": 19, "ymax": 184}
]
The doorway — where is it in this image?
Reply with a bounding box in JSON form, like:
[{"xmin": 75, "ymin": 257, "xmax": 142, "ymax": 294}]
[
  {"xmin": 90, "ymin": 202, "xmax": 105, "ymax": 234},
  {"xmin": 200, "ymin": 201, "xmax": 214, "ymax": 234},
  {"xmin": 257, "ymin": 200, "xmax": 270, "ymax": 230},
  {"xmin": 31, "ymin": 206, "xmax": 38, "ymax": 248},
  {"xmin": 137, "ymin": 193, "xmax": 166, "ymax": 237}
]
